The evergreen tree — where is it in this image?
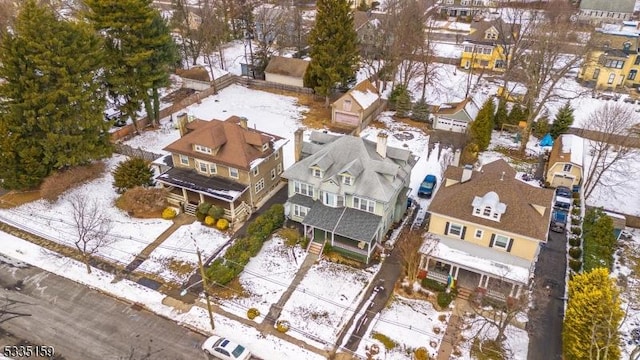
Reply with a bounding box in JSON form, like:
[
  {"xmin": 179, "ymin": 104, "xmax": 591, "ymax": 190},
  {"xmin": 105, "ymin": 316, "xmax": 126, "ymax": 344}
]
[
  {"xmin": 395, "ymin": 91, "xmax": 412, "ymax": 118},
  {"xmin": 0, "ymin": 0, "xmax": 111, "ymax": 190},
  {"xmin": 507, "ymin": 103, "xmax": 524, "ymax": 125},
  {"xmin": 411, "ymin": 98, "xmax": 430, "ymax": 122},
  {"xmin": 304, "ymin": 0, "xmax": 359, "ymax": 105},
  {"xmin": 85, "ymin": 0, "xmax": 177, "ymax": 130},
  {"xmin": 112, "ymin": 158, "xmax": 154, "ymax": 193},
  {"xmin": 550, "ymin": 102, "xmax": 575, "ymax": 139},
  {"xmin": 582, "ymin": 208, "xmax": 616, "ymax": 272},
  {"xmin": 563, "ymin": 268, "xmax": 623, "ymax": 360},
  {"xmin": 469, "ymin": 98, "xmax": 495, "ymax": 151},
  {"xmin": 388, "ymin": 84, "xmax": 408, "ymax": 111},
  {"xmin": 532, "ymin": 113, "xmax": 550, "ymax": 139},
  {"xmin": 494, "ymin": 99, "xmax": 509, "ymax": 130}
]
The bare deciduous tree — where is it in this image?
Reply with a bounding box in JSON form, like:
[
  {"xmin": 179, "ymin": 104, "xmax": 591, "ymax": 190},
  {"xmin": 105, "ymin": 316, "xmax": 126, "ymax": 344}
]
[
  {"xmin": 582, "ymin": 103, "xmax": 640, "ymax": 200},
  {"xmin": 69, "ymin": 194, "xmax": 114, "ymax": 274},
  {"xmin": 397, "ymin": 230, "xmax": 433, "ymax": 285},
  {"xmin": 468, "ymin": 290, "xmax": 529, "ymax": 346}
]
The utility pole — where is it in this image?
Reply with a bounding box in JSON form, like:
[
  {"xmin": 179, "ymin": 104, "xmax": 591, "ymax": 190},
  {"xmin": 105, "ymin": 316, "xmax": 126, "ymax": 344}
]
[{"xmin": 197, "ymin": 248, "xmax": 215, "ymax": 331}]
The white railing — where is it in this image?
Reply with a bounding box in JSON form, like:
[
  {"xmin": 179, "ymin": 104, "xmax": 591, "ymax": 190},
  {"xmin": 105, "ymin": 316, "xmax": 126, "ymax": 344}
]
[{"xmin": 426, "ymin": 270, "xmax": 449, "ymax": 283}]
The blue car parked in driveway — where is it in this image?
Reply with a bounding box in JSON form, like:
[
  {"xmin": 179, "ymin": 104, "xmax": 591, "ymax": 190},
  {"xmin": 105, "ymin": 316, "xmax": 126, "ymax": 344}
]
[{"xmin": 418, "ymin": 174, "xmax": 437, "ymax": 198}]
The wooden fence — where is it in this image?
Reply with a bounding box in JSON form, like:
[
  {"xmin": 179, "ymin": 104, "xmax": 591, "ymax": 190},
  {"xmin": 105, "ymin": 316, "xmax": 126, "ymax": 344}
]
[{"xmin": 113, "ymin": 143, "xmax": 164, "ymax": 162}]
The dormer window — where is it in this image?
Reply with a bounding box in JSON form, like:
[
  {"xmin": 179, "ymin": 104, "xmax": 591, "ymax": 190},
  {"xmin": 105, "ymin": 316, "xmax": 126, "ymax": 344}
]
[
  {"xmin": 343, "ymin": 99, "xmax": 352, "ymax": 111},
  {"xmin": 485, "ymin": 32, "xmax": 497, "ymax": 40},
  {"xmin": 261, "ymin": 143, "xmax": 269, "ymax": 152},
  {"xmin": 472, "ymin": 191, "xmax": 507, "ymax": 222},
  {"xmin": 483, "ymin": 206, "xmax": 491, "ymax": 216},
  {"xmin": 342, "ymin": 175, "xmax": 352, "ymax": 185},
  {"xmin": 194, "ymin": 144, "xmax": 212, "ymax": 154},
  {"xmin": 312, "ymin": 168, "xmax": 323, "ymax": 178}
]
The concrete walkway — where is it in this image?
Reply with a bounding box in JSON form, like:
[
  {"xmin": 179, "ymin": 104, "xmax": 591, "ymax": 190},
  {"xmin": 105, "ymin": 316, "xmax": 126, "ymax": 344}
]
[
  {"xmin": 436, "ymin": 298, "xmax": 470, "ymax": 360},
  {"xmin": 123, "ymin": 213, "xmax": 195, "ymax": 273},
  {"xmin": 260, "ymin": 252, "xmax": 319, "ymax": 330}
]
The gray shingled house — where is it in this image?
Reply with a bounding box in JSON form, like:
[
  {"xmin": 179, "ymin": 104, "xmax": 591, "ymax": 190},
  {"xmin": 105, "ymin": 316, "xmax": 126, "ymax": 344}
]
[
  {"xmin": 578, "ymin": 0, "xmax": 635, "ymax": 23},
  {"xmin": 282, "ymin": 130, "xmax": 417, "ymax": 263}
]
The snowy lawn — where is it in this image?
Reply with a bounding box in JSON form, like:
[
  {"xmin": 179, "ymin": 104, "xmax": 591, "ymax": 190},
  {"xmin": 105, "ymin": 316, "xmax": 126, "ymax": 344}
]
[
  {"xmin": 0, "ymin": 155, "xmax": 172, "ymax": 266},
  {"xmin": 613, "ymin": 228, "xmax": 640, "ymax": 358},
  {"xmin": 356, "ymin": 297, "xmax": 451, "ymax": 360},
  {"xmin": 124, "ymin": 84, "xmax": 307, "ymax": 169},
  {"xmin": 137, "ymin": 221, "xmax": 231, "ymax": 284},
  {"xmin": 452, "ymin": 314, "xmax": 529, "ymax": 360},
  {"xmin": 0, "ymin": 231, "xmax": 324, "ymax": 360},
  {"xmin": 277, "ymin": 260, "xmax": 379, "ymax": 348},
  {"xmin": 218, "ymin": 236, "xmax": 306, "ymax": 322}
]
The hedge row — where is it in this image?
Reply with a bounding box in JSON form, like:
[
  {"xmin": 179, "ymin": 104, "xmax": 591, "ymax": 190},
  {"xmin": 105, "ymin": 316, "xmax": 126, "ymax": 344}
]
[
  {"xmin": 582, "ymin": 208, "xmax": 616, "ymax": 272},
  {"xmin": 205, "ymin": 204, "xmax": 285, "ymax": 285}
]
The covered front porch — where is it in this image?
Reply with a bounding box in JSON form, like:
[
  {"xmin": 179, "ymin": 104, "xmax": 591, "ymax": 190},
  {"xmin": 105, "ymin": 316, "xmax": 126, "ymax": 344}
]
[
  {"xmin": 418, "ymin": 234, "xmax": 532, "ymax": 302},
  {"xmin": 156, "ymin": 167, "xmax": 251, "ymax": 225}
]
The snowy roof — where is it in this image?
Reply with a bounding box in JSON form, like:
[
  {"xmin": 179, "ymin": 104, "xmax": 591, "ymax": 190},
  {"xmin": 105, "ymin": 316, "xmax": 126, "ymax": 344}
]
[
  {"xmin": 580, "ymin": 0, "xmax": 634, "ymax": 13},
  {"xmin": 420, "ymin": 234, "xmax": 532, "ymax": 284},
  {"xmin": 157, "ymin": 167, "xmax": 247, "ymax": 202},
  {"xmin": 559, "ymin": 134, "xmax": 584, "ymax": 167},
  {"xmin": 334, "ymin": 80, "xmax": 380, "ymax": 110}
]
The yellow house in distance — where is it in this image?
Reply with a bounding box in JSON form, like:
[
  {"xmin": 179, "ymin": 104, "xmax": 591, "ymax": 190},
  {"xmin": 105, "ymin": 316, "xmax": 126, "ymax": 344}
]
[
  {"xmin": 417, "ymin": 160, "xmax": 554, "ymax": 302},
  {"xmin": 460, "ymin": 19, "xmax": 520, "ymax": 72},
  {"xmin": 578, "ymin": 21, "xmax": 640, "ymax": 90}
]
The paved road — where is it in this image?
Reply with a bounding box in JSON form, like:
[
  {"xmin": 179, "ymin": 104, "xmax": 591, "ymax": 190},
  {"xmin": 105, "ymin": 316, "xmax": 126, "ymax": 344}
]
[
  {"xmin": 0, "ymin": 254, "xmax": 207, "ymax": 360},
  {"xmin": 526, "ymin": 230, "xmax": 567, "ymax": 360}
]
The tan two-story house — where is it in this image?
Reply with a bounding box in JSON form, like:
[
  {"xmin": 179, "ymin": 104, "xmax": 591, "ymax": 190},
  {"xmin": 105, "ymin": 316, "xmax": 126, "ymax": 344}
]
[
  {"xmin": 157, "ymin": 115, "xmax": 287, "ymax": 225},
  {"xmin": 418, "ymin": 159, "xmax": 554, "ymax": 302}
]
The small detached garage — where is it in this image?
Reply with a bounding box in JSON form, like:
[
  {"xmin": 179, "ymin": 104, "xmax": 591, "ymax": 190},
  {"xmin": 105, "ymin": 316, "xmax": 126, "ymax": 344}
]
[
  {"xmin": 331, "ymin": 79, "xmax": 383, "ymax": 131},
  {"xmin": 433, "ymin": 97, "xmax": 480, "ymax": 133},
  {"xmin": 264, "ymin": 56, "xmax": 310, "ymax": 88},
  {"xmin": 545, "ymin": 134, "xmax": 584, "ymax": 190}
]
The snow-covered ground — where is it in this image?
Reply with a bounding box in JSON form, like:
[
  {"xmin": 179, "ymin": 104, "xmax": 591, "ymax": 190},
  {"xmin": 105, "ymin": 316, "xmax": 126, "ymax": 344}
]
[
  {"xmin": 218, "ymin": 236, "xmax": 306, "ymax": 321},
  {"xmin": 613, "ymin": 228, "xmax": 640, "ymax": 358},
  {"xmin": 136, "ymin": 221, "xmax": 230, "ymax": 284},
  {"xmin": 0, "ymin": 155, "xmax": 172, "ymax": 266},
  {"xmin": 356, "ymin": 296, "xmax": 451, "ymax": 359},
  {"xmin": 277, "ymin": 261, "xmax": 379, "ymax": 348},
  {"xmin": 452, "ymin": 316, "xmax": 529, "ymax": 360},
  {"xmin": 0, "ymin": 231, "xmax": 324, "ymax": 360},
  {"xmin": 125, "ymin": 84, "xmax": 307, "ymax": 168}
]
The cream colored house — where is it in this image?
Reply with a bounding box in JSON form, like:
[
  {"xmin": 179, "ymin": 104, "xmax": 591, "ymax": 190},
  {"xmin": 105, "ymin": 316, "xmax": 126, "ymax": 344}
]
[
  {"xmin": 331, "ymin": 79, "xmax": 382, "ymax": 131},
  {"xmin": 545, "ymin": 134, "xmax": 584, "ymax": 189},
  {"xmin": 418, "ymin": 160, "xmax": 554, "ymax": 302},
  {"xmin": 264, "ymin": 56, "xmax": 309, "ymax": 88}
]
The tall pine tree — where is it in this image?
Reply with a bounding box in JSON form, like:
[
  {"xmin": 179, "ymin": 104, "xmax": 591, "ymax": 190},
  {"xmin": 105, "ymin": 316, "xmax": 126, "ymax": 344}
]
[
  {"xmin": 85, "ymin": 0, "xmax": 177, "ymax": 130},
  {"xmin": 550, "ymin": 102, "xmax": 575, "ymax": 139},
  {"xmin": 304, "ymin": 0, "xmax": 359, "ymax": 105},
  {"xmin": 0, "ymin": 0, "xmax": 111, "ymax": 190},
  {"xmin": 507, "ymin": 103, "xmax": 524, "ymax": 126},
  {"xmin": 563, "ymin": 268, "xmax": 623, "ymax": 360},
  {"xmin": 469, "ymin": 98, "xmax": 495, "ymax": 151}
]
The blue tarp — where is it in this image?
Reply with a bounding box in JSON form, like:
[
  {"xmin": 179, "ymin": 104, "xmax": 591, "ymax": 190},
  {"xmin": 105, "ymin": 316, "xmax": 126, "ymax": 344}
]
[{"xmin": 540, "ymin": 133, "xmax": 554, "ymax": 147}]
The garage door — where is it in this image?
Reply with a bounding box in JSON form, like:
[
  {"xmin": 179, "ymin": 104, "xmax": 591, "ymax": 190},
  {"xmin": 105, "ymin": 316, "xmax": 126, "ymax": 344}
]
[
  {"xmin": 552, "ymin": 174, "xmax": 574, "ymax": 188},
  {"xmin": 334, "ymin": 111, "xmax": 360, "ymax": 126},
  {"xmin": 436, "ymin": 117, "xmax": 468, "ymax": 133}
]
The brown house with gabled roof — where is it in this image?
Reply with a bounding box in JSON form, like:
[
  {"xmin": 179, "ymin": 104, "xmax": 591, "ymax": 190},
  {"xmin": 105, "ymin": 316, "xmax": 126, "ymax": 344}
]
[
  {"xmin": 417, "ymin": 159, "xmax": 554, "ymax": 302},
  {"xmin": 331, "ymin": 79, "xmax": 382, "ymax": 131},
  {"xmin": 264, "ymin": 56, "xmax": 309, "ymax": 88},
  {"xmin": 157, "ymin": 114, "xmax": 288, "ymax": 224}
]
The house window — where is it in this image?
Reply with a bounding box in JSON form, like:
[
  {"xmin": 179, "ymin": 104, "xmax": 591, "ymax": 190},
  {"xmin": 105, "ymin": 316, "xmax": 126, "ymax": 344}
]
[
  {"xmin": 475, "ymin": 229, "xmax": 483, "ymax": 239},
  {"xmin": 592, "ymin": 68, "xmax": 600, "ymax": 80},
  {"xmin": 493, "ymin": 234, "xmax": 510, "ymax": 249},
  {"xmin": 353, "ymin": 196, "xmax": 375, "ymax": 213},
  {"xmin": 448, "ymin": 223, "xmax": 463, "ymax": 238},
  {"xmin": 323, "ymin": 192, "xmax": 345, "ymax": 207},
  {"xmin": 495, "ymin": 60, "xmax": 505, "ymax": 68},
  {"xmin": 262, "ymin": 143, "xmax": 269, "ymax": 151},
  {"xmin": 252, "ymin": 167, "xmax": 259, "ymax": 176},
  {"xmin": 563, "ymin": 164, "xmax": 572, "ymax": 172},
  {"xmin": 492, "ymin": 212, "xmax": 499, "ymax": 219},
  {"xmin": 275, "ymin": 151, "xmax": 280, "ymax": 159},
  {"xmin": 194, "ymin": 144, "xmax": 212, "ymax": 154},
  {"xmin": 294, "ymin": 181, "xmax": 314, "ymax": 197},
  {"xmin": 624, "ymin": 42, "xmax": 632, "ymax": 51},
  {"xmin": 312, "ymin": 168, "xmax": 323, "ymax": 178},
  {"xmin": 343, "ymin": 175, "xmax": 352, "ymax": 185},
  {"xmin": 179, "ymin": 155, "xmax": 189, "ymax": 165},
  {"xmin": 485, "ymin": 32, "xmax": 497, "ymax": 40},
  {"xmin": 198, "ymin": 161, "xmax": 208, "ymax": 174},
  {"xmin": 608, "ymin": 73, "xmax": 615, "ymax": 84},
  {"xmin": 483, "ymin": 206, "xmax": 491, "ymax": 216},
  {"xmin": 474, "ymin": 208, "xmax": 481, "ymax": 215},
  {"xmin": 630, "ymin": 70, "xmax": 638, "ymax": 80},
  {"xmin": 634, "ymin": 56, "xmax": 640, "ymax": 65},
  {"xmin": 209, "ymin": 163, "xmax": 217, "ymax": 174},
  {"xmin": 464, "ymin": 45, "xmax": 473, "ymax": 53},
  {"xmin": 255, "ymin": 178, "xmax": 264, "ymax": 193},
  {"xmin": 271, "ymin": 168, "xmax": 276, "ymax": 180},
  {"xmin": 277, "ymin": 163, "xmax": 282, "ymax": 174},
  {"xmin": 343, "ymin": 99, "xmax": 352, "ymax": 111},
  {"xmin": 229, "ymin": 167, "xmax": 239, "ymax": 178},
  {"xmin": 605, "ymin": 60, "xmax": 624, "ymax": 69},
  {"xmin": 293, "ymin": 204, "xmax": 308, "ymax": 217},
  {"xmin": 461, "ymin": 0, "xmax": 470, "ymax": 5}
]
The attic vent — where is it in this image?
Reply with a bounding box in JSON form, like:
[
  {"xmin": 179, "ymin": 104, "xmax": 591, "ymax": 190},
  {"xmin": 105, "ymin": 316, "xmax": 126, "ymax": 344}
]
[{"xmin": 500, "ymin": 171, "xmax": 505, "ymax": 181}]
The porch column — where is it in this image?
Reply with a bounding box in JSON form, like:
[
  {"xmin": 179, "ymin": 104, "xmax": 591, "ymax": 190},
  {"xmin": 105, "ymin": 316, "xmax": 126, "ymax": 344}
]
[
  {"xmin": 449, "ymin": 265, "xmax": 455, "ymax": 276},
  {"xmin": 331, "ymin": 231, "xmax": 334, "ymax": 245},
  {"xmin": 515, "ymin": 285, "xmax": 522, "ymax": 298},
  {"xmin": 484, "ymin": 276, "xmax": 490, "ymax": 288},
  {"xmin": 181, "ymin": 188, "xmax": 188, "ymax": 201},
  {"xmin": 454, "ymin": 266, "xmax": 460, "ymax": 279},
  {"xmin": 230, "ymin": 200, "xmax": 235, "ymax": 216},
  {"xmin": 419, "ymin": 255, "xmax": 428, "ymax": 270},
  {"xmin": 478, "ymin": 274, "xmax": 485, "ymax": 288},
  {"xmin": 509, "ymin": 283, "xmax": 516, "ymax": 297},
  {"xmin": 199, "ymin": 193, "xmax": 204, "ymax": 203}
]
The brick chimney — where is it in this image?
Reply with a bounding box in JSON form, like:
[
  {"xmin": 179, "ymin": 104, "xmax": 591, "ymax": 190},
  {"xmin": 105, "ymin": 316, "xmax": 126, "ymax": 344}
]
[
  {"xmin": 294, "ymin": 128, "xmax": 304, "ymax": 162},
  {"xmin": 461, "ymin": 164, "xmax": 473, "ymax": 183},
  {"xmin": 453, "ymin": 148, "xmax": 461, "ymax": 167},
  {"xmin": 239, "ymin": 117, "xmax": 248, "ymax": 129},
  {"xmin": 376, "ymin": 131, "xmax": 388, "ymax": 158}
]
